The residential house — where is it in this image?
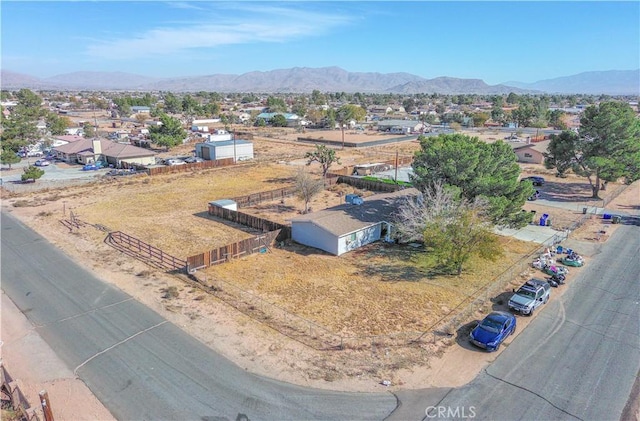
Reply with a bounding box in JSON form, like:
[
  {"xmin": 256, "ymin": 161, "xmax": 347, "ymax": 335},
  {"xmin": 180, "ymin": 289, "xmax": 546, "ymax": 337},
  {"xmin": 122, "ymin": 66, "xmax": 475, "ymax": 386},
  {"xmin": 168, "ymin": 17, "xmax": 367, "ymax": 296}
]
[
  {"xmin": 51, "ymin": 135, "xmax": 84, "ymax": 148},
  {"xmin": 53, "ymin": 137, "xmax": 157, "ymax": 167},
  {"xmin": 131, "ymin": 106, "xmax": 151, "ymax": 114},
  {"xmin": 256, "ymin": 112, "xmax": 302, "ymax": 127},
  {"xmin": 195, "ymin": 139, "xmax": 254, "ymax": 161},
  {"xmin": 291, "ymin": 189, "xmax": 420, "ymax": 256},
  {"xmin": 376, "ymin": 119, "xmax": 425, "ymax": 134},
  {"xmin": 512, "ymin": 140, "xmax": 551, "ymax": 164}
]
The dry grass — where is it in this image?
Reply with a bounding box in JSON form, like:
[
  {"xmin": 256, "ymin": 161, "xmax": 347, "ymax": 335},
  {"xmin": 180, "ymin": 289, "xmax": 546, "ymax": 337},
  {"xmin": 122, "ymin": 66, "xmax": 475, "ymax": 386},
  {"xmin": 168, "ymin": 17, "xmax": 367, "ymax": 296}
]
[
  {"xmin": 201, "ymin": 236, "xmax": 538, "ymax": 336},
  {"xmin": 71, "ymin": 162, "xmax": 300, "ymax": 256}
]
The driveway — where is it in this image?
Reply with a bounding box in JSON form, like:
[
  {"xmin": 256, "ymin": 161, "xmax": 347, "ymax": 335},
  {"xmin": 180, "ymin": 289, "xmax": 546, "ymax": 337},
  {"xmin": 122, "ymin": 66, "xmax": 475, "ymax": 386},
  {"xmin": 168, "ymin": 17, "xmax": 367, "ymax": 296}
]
[{"xmin": 0, "ymin": 160, "xmax": 108, "ymax": 192}]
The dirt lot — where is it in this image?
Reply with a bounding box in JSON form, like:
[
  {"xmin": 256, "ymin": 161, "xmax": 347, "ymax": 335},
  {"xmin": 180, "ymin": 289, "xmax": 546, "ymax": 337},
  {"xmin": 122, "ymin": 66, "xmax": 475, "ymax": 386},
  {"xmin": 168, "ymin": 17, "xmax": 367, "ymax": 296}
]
[{"xmin": 1, "ymin": 131, "xmax": 638, "ymax": 419}]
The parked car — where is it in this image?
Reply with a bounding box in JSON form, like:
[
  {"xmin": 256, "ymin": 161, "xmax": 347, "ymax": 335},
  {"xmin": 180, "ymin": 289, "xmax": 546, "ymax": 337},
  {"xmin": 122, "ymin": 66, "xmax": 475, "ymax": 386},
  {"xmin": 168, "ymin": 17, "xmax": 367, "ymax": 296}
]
[
  {"xmin": 469, "ymin": 311, "xmax": 516, "ymax": 352},
  {"xmin": 165, "ymin": 159, "xmax": 186, "ymax": 166},
  {"xmin": 528, "ymin": 190, "xmax": 541, "ymax": 201},
  {"xmin": 508, "ymin": 278, "xmax": 551, "ymax": 316},
  {"xmin": 82, "ymin": 161, "xmax": 105, "ymax": 171},
  {"xmin": 34, "ymin": 159, "xmax": 50, "ymax": 167},
  {"xmin": 184, "ymin": 156, "xmax": 204, "ymax": 163},
  {"xmin": 559, "ymin": 255, "xmax": 584, "ymax": 267},
  {"xmin": 523, "ymin": 176, "xmax": 545, "ymax": 186}
]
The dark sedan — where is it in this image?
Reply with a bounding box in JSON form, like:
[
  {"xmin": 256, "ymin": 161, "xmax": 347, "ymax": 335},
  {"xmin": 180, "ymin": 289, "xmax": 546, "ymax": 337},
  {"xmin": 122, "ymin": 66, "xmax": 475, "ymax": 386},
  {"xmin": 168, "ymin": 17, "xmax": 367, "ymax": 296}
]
[{"xmin": 469, "ymin": 311, "xmax": 516, "ymax": 351}]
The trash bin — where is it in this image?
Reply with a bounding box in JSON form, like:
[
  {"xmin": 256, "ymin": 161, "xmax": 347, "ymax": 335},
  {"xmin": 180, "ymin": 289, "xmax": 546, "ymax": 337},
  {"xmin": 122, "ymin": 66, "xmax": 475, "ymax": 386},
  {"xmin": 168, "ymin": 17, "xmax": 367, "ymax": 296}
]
[
  {"xmin": 603, "ymin": 213, "xmax": 612, "ymax": 220},
  {"xmin": 583, "ymin": 207, "xmax": 588, "ymax": 214},
  {"xmin": 612, "ymin": 215, "xmax": 621, "ymax": 224},
  {"xmin": 546, "ymin": 218, "xmax": 552, "ymax": 227},
  {"xmin": 530, "ymin": 210, "xmax": 537, "ymax": 223},
  {"xmin": 539, "ymin": 213, "xmax": 549, "ymax": 226}
]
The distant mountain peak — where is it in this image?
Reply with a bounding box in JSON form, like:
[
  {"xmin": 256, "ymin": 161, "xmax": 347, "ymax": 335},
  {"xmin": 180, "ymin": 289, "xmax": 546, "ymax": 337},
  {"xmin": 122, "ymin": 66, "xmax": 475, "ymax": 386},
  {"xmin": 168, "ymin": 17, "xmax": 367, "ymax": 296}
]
[{"xmin": 1, "ymin": 68, "xmax": 636, "ymax": 95}]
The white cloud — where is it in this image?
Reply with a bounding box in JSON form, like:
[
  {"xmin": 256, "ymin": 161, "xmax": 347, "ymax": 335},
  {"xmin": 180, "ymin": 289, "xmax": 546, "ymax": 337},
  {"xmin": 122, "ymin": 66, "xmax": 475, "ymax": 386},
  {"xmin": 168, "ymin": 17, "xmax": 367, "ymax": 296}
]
[{"xmin": 85, "ymin": 5, "xmax": 351, "ymax": 60}]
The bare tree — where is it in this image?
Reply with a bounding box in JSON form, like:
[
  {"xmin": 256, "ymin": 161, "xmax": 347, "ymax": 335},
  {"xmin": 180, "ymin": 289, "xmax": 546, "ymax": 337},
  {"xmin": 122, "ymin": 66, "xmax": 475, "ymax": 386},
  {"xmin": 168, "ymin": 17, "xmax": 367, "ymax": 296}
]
[
  {"xmin": 394, "ymin": 182, "xmax": 502, "ymax": 275},
  {"xmin": 294, "ymin": 168, "xmax": 324, "ymax": 214}
]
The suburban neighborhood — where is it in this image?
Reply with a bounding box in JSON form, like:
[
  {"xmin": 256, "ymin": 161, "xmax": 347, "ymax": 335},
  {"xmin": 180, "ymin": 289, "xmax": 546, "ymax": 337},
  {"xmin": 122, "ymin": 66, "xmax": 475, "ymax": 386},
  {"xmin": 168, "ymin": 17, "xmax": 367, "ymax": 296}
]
[{"xmin": 1, "ymin": 1, "xmax": 639, "ymax": 418}]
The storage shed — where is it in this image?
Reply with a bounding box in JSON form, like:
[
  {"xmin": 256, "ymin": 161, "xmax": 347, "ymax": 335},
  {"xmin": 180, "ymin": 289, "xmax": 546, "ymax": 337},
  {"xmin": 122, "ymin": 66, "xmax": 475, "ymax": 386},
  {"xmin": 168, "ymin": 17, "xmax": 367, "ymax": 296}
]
[
  {"xmin": 208, "ymin": 199, "xmax": 238, "ymax": 211},
  {"xmin": 195, "ymin": 140, "xmax": 254, "ymax": 161}
]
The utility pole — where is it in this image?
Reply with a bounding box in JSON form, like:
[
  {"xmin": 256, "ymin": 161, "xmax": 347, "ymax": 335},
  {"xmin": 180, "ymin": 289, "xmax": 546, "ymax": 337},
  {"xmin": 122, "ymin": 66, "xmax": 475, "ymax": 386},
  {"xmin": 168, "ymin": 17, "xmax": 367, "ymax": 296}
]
[
  {"xmin": 341, "ymin": 123, "xmax": 345, "ymax": 149},
  {"xmin": 394, "ymin": 148, "xmax": 399, "ymax": 183}
]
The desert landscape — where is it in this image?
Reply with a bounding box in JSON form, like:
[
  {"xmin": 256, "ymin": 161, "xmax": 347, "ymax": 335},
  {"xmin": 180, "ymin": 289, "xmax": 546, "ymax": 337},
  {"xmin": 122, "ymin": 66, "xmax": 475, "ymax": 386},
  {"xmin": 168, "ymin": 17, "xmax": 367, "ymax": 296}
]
[{"xmin": 1, "ymin": 129, "xmax": 638, "ymax": 419}]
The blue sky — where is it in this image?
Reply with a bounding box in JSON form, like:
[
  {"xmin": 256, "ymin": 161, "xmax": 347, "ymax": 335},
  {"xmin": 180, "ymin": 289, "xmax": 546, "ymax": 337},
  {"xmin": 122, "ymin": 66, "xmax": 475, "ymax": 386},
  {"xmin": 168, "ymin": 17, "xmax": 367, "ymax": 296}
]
[{"xmin": 2, "ymin": 1, "xmax": 638, "ymax": 85}]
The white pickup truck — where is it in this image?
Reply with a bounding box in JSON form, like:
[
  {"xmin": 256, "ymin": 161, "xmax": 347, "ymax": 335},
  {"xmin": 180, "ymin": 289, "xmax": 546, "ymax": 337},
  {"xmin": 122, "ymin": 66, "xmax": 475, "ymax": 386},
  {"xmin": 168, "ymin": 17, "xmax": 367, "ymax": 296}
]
[{"xmin": 508, "ymin": 278, "xmax": 551, "ymax": 316}]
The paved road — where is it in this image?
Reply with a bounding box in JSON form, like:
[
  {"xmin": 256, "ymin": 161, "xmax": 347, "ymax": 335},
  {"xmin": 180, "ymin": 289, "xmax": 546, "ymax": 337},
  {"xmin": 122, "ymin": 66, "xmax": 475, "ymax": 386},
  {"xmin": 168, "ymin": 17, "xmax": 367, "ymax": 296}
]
[
  {"xmin": 0, "ymin": 212, "xmax": 397, "ymax": 421},
  {"xmin": 390, "ymin": 224, "xmax": 640, "ymax": 420}
]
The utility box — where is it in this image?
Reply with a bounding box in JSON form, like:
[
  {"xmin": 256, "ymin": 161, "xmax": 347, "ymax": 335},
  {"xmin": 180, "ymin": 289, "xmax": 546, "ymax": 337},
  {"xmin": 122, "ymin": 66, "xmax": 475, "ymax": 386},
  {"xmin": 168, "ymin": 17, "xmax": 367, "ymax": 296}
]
[{"xmin": 345, "ymin": 194, "xmax": 359, "ymax": 204}]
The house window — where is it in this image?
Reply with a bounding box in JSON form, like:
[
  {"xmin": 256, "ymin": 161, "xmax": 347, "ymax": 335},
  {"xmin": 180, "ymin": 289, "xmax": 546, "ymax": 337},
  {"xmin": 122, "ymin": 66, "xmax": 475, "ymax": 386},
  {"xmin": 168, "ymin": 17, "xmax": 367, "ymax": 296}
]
[
  {"xmin": 524, "ymin": 153, "xmax": 533, "ymax": 158},
  {"xmin": 350, "ymin": 233, "xmax": 356, "ymax": 241}
]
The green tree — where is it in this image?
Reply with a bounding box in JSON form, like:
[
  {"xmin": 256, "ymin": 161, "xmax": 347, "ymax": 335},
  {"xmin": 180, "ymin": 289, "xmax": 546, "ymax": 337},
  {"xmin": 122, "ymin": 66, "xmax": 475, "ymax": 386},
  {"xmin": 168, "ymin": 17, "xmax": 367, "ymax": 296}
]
[
  {"xmin": 15, "ymin": 89, "xmax": 42, "ymax": 109},
  {"xmin": 21, "ymin": 165, "xmax": 45, "ymax": 182},
  {"xmin": 472, "ymin": 112, "xmax": 490, "ymax": 127},
  {"xmin": 545, "ymin": 102, "xmax": 640, "ymax": 198},
  {"xmin": 149, "ymin": 114, "xmax": 187, "ymax": 149},
  {"xmin": 336, "ymin": 104, "xmax": 366, "ymax": 124},
  {"xmin": 83, "ymin": 123, "xmax": 96, "ymax": 138},
  {"xmin": 305, "ymin": 144, "xmax": 341, "ymax": 177},
  {"xmin": 294, "ymin": 168, "xmax": 324, "ymax": 214},
  {"xmin": 394, "ymin": 182, "xmax": 502, "ymax": 275},
  {"xmin": 270, "ymin": 114, "xmax": 288, "ymax": 127},
  {"xmin": 182, "ymin": 95, "xmax": 201, "ymax": 116},
  {"xmin": 544, "ymin": 131, "xmax": 578, "ymax": 177},
  {"xmin": 311, "ymin": 90, "xmax": 326, "ymax": 105},
  {"xmin": 548, "ymin": 109, "xmax": 567, "ymax": 130},
  {"xmin": 163, "ymin": 93, "xmax": 182, "ymax": 114},
  {"xmin": 1, "ymin": 149, "xmax": 21, "ymax": 169},
  {"xmin": 266, "ymin": 96, "xmax": 287, "ymax": 113},
  {"xmin": 411, "ymin": 134, "xmax": 533, "ymax": 227},
  {"xmin": 45, "ymin": 112, "xmax": 70, "ymax": 135}
]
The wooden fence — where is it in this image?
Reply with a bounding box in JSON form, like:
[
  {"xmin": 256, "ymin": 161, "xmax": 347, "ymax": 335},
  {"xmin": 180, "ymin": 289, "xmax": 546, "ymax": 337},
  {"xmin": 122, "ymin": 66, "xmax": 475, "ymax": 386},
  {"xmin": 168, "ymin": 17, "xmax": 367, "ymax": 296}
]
[
  {"xmin": 1, "ymin": 362, "xmax": 43, "ymax": 421},
  {"xmin": 144, "ymin": 158, "xmax": 235, "ymax": 176},
  {"xmin": 230, "ymin": 176, "xmax": 339, "ymax": 208},
  {"xmin": 105, "ymin": 231, "xmax": 186, "ymax": 272},
  {"xmin": 186, "ymin": 230, "xmax": 281, "ymax": 270},
  {"xmin": 207, "ymin": 206, "xmax": 291, "ymax": 240},
  {"xmin": 329, "ymin": 175, "xmax": 405, "ymax": 192}
]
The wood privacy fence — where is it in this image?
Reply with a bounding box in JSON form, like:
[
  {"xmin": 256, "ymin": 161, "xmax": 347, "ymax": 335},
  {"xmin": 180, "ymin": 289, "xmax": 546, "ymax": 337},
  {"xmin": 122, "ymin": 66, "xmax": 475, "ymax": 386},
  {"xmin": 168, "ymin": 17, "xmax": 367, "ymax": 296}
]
[
  {"xmin": 207, "ymin": 206, "xmax": 291, "ymax": 240},
  {"xmin": 186, "ymin": 230, "xmax": 281, "ymax": 270},
  {"xmin": 330, "ymin": 175, "xmax": 405, "ymax": 192},
  {"xmin": 105, "ymin": 231, "xmax": 186, "ymax": 272},
  {"xmin": 145, "ymin": 158, "xmax": 234, "ymax": 176}
]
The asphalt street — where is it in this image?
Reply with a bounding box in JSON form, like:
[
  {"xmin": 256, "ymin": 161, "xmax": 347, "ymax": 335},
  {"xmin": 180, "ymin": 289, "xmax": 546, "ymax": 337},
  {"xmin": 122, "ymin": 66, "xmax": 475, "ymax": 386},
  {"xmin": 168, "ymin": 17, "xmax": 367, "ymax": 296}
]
[
  {"xmin": 0, "ymin": 212, "xmax": 397, "ymax": 421},
  {"xmin": 390, "ymin": 223, "xmax": 640, "ymax": 421}
]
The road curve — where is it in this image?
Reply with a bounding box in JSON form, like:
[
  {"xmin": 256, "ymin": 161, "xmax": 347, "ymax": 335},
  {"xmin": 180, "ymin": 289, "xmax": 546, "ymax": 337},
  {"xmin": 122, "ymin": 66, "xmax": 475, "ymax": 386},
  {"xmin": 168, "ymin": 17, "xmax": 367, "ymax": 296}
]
[
  {"xmin": 390, "ymin": 223, "xmax": 640, "ymax": 421},
  {"xmin": 0, "ymin": 211, "xmax": 397, "ymax": 421}
]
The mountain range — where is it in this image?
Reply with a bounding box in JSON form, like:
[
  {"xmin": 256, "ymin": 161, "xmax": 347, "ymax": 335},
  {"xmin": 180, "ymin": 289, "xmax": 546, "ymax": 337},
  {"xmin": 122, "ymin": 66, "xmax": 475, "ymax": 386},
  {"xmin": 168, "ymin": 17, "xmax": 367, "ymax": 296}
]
[{"xmin": 1, "ymin": 67, "xmax": 638, "ymax": 95}]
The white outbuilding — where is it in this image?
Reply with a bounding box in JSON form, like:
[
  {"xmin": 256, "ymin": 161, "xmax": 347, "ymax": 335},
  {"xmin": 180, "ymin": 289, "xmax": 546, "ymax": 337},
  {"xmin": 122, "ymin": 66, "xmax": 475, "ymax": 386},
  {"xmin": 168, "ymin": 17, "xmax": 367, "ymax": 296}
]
[{"xmin": 195, "ymin": 139, "xmax": 254, "ymax": 161}]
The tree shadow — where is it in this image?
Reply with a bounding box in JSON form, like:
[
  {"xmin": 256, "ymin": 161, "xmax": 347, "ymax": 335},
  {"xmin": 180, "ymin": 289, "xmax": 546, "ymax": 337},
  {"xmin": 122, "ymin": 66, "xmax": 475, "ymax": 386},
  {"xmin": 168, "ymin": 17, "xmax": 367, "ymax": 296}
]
[
  {"xmin": 491, "ymin": 292, "xmax": 513, "ymax": 312},
  {"xmin": 264, "ymin": 176, "xmax": 295, "ymax": 184},
  {"xmin": 250, "ymin": 203, "xmax": 297, "ymax": 214},
  {"xmin": 539, "ymin": 181, "xmax": 597, "ymax": 203},
  {"xmin": 455, "ymin": 320, "xmax": 485, "ymax": 352}
]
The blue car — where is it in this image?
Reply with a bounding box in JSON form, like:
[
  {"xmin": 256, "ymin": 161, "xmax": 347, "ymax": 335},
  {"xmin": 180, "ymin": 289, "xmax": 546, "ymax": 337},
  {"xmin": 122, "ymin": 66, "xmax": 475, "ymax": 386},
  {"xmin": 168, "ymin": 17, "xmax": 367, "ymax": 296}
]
[{"xmin": 469, "ymin": 311, "xmax": 516, "ymax": 351}]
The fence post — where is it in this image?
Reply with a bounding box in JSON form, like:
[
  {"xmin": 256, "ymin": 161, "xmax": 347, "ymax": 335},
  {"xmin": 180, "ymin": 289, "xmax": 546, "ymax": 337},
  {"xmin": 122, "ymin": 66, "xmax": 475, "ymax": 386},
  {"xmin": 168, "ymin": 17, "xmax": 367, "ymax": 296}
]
[{"xmin": 40, "ymin": 390, "xmax": 55, "ymax": 421}]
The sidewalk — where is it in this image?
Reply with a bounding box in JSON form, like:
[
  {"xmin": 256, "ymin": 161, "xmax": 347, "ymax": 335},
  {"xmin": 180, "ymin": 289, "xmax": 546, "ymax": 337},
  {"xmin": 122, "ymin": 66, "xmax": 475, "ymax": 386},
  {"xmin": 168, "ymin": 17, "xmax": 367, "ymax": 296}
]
[{"xmin": 0, "ymin": 291, "xmax": 115, "ymax": 421}]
